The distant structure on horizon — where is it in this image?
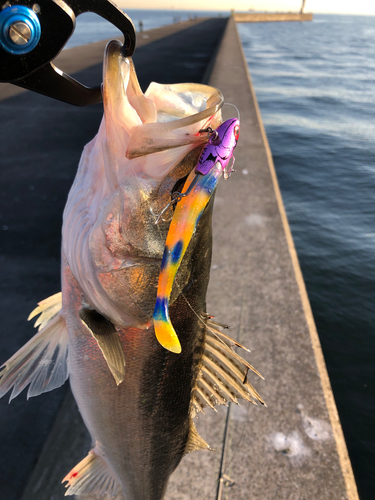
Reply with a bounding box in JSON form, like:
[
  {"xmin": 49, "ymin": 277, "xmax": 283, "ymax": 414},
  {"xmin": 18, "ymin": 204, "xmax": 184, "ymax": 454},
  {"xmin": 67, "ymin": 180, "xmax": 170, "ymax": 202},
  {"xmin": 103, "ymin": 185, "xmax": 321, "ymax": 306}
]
[{"xmin": 234, "ymin": 1, "xmax": 313, "ymax": 23}]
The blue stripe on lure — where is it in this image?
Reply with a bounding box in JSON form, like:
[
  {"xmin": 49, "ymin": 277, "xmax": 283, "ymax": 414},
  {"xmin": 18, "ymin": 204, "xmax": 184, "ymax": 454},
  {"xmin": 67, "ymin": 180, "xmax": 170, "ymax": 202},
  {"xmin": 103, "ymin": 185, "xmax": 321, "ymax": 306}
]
[{"xmin": 153, "ymin": 118, "xmax": 240, "ymax": 353}]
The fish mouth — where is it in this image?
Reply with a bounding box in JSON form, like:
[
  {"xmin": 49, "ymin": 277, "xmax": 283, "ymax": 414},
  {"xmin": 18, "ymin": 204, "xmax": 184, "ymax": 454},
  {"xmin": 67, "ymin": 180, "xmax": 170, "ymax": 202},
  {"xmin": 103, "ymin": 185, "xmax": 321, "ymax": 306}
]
[
  {"xmin": 102, "ymin": 39, "xmax": 224, "ymax": 182},
  {"xmin": 62, "ymin": 39, "xmax": 224, "ymax": 329}
]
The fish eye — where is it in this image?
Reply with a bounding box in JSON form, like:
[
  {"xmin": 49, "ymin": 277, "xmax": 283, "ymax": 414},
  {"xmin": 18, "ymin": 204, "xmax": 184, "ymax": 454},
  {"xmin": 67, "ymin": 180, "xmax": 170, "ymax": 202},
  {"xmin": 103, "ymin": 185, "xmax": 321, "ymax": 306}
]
[{"xmin": 234, "ymin": 124, "xmax": 240, "ymax": 141}]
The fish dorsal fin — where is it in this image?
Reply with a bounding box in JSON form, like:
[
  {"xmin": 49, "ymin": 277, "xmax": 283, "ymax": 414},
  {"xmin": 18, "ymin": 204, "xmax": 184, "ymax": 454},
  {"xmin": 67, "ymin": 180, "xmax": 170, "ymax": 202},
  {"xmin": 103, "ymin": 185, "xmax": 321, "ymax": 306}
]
[
  {"xmin": 28, "ymin": 291, "xmax": 62, "ymax": 330},
  {"xmin": 184, "ymin": 420, "xmax": 211, "ymax": 455},
  {"xmin": 192, "ymin": 317, "xmax": 265, "ymax": 417},
  {"xmin": 0, "ymin": 304, "xmax": 68, "ymax": 401},
  {"xmin": 79, "ymin": 308, "xmax": 126, "ymax": 386},
  {"xmin": 63, "ymin": 449, "xmax": 120, "ymax": 497}
]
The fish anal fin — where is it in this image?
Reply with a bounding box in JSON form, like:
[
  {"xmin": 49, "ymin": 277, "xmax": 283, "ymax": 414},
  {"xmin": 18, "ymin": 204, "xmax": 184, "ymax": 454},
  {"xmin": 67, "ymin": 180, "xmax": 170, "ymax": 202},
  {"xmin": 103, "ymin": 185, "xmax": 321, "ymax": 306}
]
[
  {"xmin": 63, "ymin": 449, "xmax": 120, "ymax": 497},
  {"xmin": 79, "ymin": 308, "xmax": 125, "ymax": 385},
  {"xmin": 0, "ymin": 311, "xmax": 68, "ymax": 401},
  {"xmin": 184, "ymin": 420, "xmax": 212, "ymax": 455}
]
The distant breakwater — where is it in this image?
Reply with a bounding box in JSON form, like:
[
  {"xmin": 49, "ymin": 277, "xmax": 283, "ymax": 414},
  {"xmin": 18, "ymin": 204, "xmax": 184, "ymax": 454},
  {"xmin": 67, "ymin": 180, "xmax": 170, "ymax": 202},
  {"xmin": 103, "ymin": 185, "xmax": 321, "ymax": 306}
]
[{"xmin": 234, "ymin": 13, "xmax": 313, "ymax": 22}]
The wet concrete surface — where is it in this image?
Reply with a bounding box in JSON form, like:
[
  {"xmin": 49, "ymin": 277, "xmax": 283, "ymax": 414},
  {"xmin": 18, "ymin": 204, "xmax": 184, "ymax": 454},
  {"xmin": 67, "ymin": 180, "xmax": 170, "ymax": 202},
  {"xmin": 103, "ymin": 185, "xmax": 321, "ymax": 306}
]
[{"xmin": 0, "ymin": 17, "xmax": 227, "ymax": 500}]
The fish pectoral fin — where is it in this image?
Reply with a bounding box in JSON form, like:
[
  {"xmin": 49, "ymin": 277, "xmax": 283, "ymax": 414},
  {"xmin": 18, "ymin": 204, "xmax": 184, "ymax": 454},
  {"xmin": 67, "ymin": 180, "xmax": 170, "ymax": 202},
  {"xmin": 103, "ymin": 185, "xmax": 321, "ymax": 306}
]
[
  {"xmin": 191, "ymin": 317, "xmax": 266, "ymax": 416},
  {"xmin": 63, "ymin": 449, "xmax": 120, "ymax": 497},
  {"xmin": 79, "ymin": 308, "xmax": 126, "ymax": 385},
  {"xmin": 184, "ymin": 420, "xmax": 212, "ymax": 455},
  {"xmin": 0, "ymin": 311, "xmax": 68, "ymax": 401}
]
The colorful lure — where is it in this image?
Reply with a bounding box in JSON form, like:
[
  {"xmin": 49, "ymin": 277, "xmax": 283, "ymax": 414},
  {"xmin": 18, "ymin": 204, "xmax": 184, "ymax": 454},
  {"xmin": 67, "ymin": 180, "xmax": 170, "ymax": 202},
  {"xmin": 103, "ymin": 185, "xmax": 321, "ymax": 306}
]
[{"xmin": 153, "ymin": 118, "xmax": 240, "ymax": 353}]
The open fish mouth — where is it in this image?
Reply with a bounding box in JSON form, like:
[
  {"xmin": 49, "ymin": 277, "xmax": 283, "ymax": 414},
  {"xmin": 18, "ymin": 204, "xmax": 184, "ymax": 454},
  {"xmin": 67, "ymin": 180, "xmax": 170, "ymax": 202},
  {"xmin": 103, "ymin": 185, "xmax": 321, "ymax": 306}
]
[{"xmin": 62, "ymin": 39, "xmax": 224, "ymax": 329}]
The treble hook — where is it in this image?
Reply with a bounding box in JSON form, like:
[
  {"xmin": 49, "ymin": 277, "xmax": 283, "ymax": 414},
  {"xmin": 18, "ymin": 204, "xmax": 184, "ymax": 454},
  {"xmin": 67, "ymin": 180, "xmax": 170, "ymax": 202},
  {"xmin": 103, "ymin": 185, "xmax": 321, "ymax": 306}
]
[
  {"xmin": 224, "ymin": 156, "xmax": 236, "ymax": 180},
  {"xmin": 151, "ymin": 173, "xmax": 202, "ymax": 224}
]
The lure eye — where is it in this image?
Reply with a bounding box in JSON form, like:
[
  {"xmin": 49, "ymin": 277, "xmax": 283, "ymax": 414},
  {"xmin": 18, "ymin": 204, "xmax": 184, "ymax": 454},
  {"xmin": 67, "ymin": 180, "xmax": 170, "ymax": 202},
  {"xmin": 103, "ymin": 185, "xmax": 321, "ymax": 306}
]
[{"xmin": 234, "ymin": 124, "xmax": 240, "ymax": 141}]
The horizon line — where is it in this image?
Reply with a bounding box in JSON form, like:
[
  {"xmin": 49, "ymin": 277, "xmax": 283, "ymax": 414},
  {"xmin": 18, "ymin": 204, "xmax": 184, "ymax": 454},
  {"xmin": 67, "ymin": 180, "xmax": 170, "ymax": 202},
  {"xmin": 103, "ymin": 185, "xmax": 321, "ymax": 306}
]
[{"xmin": 121, "ymin": 8, "xmax": 375, "ymax": 16}]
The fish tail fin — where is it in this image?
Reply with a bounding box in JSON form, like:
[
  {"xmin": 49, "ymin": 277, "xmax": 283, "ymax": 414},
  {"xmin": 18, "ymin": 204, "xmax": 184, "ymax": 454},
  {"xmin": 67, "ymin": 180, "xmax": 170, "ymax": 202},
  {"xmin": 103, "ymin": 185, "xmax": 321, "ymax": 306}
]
[
  {"xmin": 0, "ymin": 294, "xmax": 68, "ymax": 401},
  {"xmin": 63, "ymin": 449, "xmax": 120, "ymax": 497}
]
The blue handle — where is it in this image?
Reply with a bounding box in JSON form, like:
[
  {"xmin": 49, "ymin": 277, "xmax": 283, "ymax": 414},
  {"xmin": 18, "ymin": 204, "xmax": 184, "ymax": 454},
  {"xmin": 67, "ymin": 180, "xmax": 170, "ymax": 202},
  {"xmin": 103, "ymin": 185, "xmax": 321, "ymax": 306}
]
[{"xmin": 0, "ymin": 5, "xmax": 41, "ymax": 55}]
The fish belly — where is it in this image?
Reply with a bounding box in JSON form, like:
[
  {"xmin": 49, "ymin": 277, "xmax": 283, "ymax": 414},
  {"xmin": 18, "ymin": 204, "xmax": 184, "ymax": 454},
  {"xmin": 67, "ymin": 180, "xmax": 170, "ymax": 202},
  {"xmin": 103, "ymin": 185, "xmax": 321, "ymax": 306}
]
[{"xmin": 62, "ymin": 239, "xmax": 210, "ymax": 499}]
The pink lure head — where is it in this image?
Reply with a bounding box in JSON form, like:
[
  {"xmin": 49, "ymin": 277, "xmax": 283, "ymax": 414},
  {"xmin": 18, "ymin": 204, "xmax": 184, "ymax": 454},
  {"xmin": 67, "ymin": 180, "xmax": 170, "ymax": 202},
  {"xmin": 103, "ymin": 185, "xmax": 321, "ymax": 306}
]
[{"xmin": 195, "ymin": 118, "xmax": 240, "ymax": 177}]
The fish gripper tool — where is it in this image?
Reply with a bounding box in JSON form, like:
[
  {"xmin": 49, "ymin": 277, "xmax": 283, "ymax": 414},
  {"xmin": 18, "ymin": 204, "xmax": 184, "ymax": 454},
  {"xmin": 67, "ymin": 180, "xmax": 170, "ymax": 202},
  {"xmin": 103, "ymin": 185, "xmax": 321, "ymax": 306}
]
[{"xmin": 0, "ymin": 0, "xmax": 136, "ymax": 105}]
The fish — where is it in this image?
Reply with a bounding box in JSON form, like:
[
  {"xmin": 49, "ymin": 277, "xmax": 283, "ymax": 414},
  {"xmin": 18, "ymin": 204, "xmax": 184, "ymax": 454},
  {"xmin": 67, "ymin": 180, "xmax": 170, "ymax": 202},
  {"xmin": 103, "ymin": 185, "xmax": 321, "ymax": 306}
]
[{"xmin": 0, "ymin": 39, "xmax": 264, "ymax": 499}]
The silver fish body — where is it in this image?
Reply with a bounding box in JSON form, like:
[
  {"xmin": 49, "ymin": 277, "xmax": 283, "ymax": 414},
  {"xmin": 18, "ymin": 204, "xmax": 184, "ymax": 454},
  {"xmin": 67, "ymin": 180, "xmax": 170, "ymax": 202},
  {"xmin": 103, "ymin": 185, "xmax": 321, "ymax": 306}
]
[
  {"xmin": 60, "ymin": 40, "xmax": 221, "ymax": 499},
  {"xmin": 62, "ymin": 198, "xmax": 212, "ymax": 498}
]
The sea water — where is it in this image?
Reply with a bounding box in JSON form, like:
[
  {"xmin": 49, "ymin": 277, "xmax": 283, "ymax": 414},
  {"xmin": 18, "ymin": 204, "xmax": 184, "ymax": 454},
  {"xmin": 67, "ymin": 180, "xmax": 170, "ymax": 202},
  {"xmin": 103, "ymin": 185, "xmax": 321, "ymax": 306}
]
[
  {"xmin": 238, "ymin": 14, "xmax": 375, "ymax": 499},
  {"xmin": 65, "ymin": 9, "xmax": 228, "ymax": 49}
]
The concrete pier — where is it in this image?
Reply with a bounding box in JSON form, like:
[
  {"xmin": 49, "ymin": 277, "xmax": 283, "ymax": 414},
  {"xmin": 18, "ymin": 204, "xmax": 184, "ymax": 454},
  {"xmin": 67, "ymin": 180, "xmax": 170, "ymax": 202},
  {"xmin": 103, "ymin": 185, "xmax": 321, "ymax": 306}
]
[
  {"xmin": 0, "ymin": 16, "xmax": 356, "ymax": 500},
  {"xmin": 234, "ymin": 12, "xmax": 313, "ymax": 22},
  {"xmin": 167, "ymin": 17, "xmax": 357, "ymax": 500}
]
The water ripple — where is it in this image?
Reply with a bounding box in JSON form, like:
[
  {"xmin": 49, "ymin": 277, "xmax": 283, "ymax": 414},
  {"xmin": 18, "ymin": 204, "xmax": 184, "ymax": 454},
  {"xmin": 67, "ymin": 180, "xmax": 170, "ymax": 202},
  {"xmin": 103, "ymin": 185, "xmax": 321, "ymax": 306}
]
[{"xmin": 239, "ymin": 14, "xmax": 375, "ymax": 499}]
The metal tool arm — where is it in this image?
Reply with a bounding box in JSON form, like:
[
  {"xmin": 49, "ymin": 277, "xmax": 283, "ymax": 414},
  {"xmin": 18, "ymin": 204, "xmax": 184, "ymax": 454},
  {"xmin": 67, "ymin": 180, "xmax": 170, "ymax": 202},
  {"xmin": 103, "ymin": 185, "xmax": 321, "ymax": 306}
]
[{"xmin": 0, "ymin": 0, "xmax": 136, "ymax": 105}]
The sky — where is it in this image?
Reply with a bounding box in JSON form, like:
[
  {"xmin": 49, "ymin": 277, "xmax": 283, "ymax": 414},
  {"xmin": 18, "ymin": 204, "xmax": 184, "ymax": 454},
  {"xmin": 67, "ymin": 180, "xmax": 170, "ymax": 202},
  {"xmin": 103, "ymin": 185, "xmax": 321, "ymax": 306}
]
[{"xmin": 117, "ymin": 0, "xmax": 375, "ymax": 15}]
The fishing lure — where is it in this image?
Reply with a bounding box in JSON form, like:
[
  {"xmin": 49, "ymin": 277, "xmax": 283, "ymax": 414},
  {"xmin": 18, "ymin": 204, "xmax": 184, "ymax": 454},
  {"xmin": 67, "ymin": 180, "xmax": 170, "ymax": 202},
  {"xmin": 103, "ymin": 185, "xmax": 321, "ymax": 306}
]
[{"xmin": 153, "ymin": 118, "xmax": 240, "ymax": 353}]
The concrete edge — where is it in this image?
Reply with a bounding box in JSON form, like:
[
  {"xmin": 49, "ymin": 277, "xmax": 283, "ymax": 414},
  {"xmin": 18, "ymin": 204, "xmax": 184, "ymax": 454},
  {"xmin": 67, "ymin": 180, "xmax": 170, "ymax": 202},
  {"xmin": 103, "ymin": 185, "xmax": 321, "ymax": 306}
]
[
  {"xmin": 234, "ymin": 13, "xmax": 313, "ymax": 22},
  {"xmin": 233, "ymin": 21, "xmax": 359, "ymax": 500}
]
